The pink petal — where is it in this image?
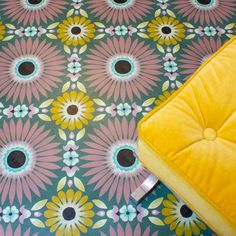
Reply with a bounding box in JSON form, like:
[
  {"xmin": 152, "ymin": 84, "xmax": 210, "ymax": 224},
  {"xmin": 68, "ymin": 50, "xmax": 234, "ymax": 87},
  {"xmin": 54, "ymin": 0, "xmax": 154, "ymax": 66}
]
[
  {"xmin": 16, "ymin": 119, "xmax": 23, "ymax": 140},
  {"xmin": 22, "ymin": 177, "xmax": 32, "ymax": 201},
  {"xmin": 109, "ymin": 226, "xmax": 117, "ymax": 236},
  {"xmin": 3, "ymin": 120, "xmax": 11, "ymax": 142},
  {"xmin": 13, "ymin": 225, "xmax": 21, "ymax": 236},
  {"xmin": 117, "ymin": 224, "xmax": 125, "ymax": 236},
  {"xmin": 88, "ymin": 169, "xmax": 109, "ymax": 185},
  {"xmin": 6, "ymin": 224, "xmax": 13, "ymax": 236},
  {"xmin": 134, "ymin": 224, "xmax": 141, "ymax": 236},
  {"xmin": 143, "ymin": 226, "xmax": 151, "ymax": 236},
  {"xmin": 9, "ymin": 119, "xmax": 16, "ymax": 141},
  {"xmin": 108, "ymin": 177, "xmax": 118, "ymax": 200},
  {"xmin": 0, "ymin": 225, "xmax": 4, "ymax": 236},
  {"xmin": 122, "ymin": 117, "xmax": 129, "ymax": 140},
  {"xmin": 17, "ymin": 178, "xmax": 23, "ymax": 204},
  {"xmin": 114, "ymin": 118, "xmax": 122, "ymax": 140},
  {"xmin": 116, "ymin": 177, "xmax": 124, "ymax": 203},
  {"xmin": 125, "ymin": 223, "xmax": 133, "ymax": 236},
  {"xmin": 9, "ymin": 179, "xmax": 16, "ymax": 204},
  {"xmin": 26, "ymin": 177, "xmax": 40, "ymax": 197},
  {"xmin": 2, "ymin": 177, "xmax": 11, "ymax": 204},
  {"xmin": 124, "ymin": 178, "xmax": 131, "ymax": 203},
  {"xmin": 23, "ymin": 229, "xmax": 32, "ymax": 236},
  {"xmin": 100, "ymin": 175, "xmax": 115, "ymax": 196}
]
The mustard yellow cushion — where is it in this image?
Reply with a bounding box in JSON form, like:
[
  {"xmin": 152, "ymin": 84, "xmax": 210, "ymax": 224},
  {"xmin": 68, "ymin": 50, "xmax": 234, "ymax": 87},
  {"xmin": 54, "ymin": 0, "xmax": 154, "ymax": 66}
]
[{"xmin": 138, "ymin": 36, "xmax": 236, "ymax": 236}]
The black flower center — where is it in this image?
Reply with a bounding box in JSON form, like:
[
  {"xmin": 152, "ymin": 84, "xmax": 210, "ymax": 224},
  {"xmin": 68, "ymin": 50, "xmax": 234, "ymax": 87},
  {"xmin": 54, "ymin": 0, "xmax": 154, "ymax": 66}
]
[
  {"xmin": 63, "ymin": 207, "xmax": 76, "ymax": 221},
  {"xmin": 115, "ymin": 60, "xmax": 131, "ymax": 74},
  {"xmin": 7, "ymin": 151, "xmax": 26, "ymax": 169},
  {"xmin": 114, "ymin": 0, "xmax": 128, "ymax": 4},
  {"xmin": 67, "ymin": 105, "xmax": 78, "ymax": 115},
  {"xmin": 197, "ymin": 0, "xmax": 211, "ymax": 5},
  {"xmin": 162, "ymin": 26, "xmax": 172, "ymax": 34},
  {"xmin": 18, "ymin": 61, "xmax": 35, "ymax": 76},
  {"xmin": 117, "ymin": 149, "xmax": 136, "ymax": 167},
  {"xmin": 71, "ymin": 27, "xmax": 81, "ymax": 35},
  {"xmin": 28, "ymin": 0, "xmax": 43, "ymax": 5},
  {"xmin": 180, "ymin": 205, "xmax": 193, "ymax": 218}
]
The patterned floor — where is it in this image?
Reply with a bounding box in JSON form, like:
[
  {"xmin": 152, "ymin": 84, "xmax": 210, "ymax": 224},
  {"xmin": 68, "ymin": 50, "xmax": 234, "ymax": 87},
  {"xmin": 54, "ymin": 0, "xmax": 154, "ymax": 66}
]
[{"xmin": 0, "ymin": 0, "xmax": 235, "ymax": 235}]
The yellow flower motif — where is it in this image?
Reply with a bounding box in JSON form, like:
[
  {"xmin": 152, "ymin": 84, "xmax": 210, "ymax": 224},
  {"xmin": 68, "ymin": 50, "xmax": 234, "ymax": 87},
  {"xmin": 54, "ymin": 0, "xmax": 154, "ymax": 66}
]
[
  {"xmin": 162, "ymin": 194, "xmax": 206, "ymax": 236},
  {"xmin": 44, "ymin": 189, "xmax": 95, "ymax": 236},
  {"xmin": 147, "ymin": 16, "xmax": 185, "ymax": 46},
  {"xmin": 57, "ymin": 16, "xmax": 96, "ymax": 46},
  {"xmin": 51, "ymin": 91, "xmax": 95, "ymax": 131},
  {"xmin": 155, "ymin": 90, "xmax": 175, "ymax": 106},
  {"xmin": 0, "ymin": 21, "xmax": 6, "ymax": 40}
]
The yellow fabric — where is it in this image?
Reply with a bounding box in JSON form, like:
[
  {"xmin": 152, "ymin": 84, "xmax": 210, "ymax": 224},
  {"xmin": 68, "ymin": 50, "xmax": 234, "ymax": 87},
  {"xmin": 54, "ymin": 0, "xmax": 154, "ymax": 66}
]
[{"xmin": 138, "ymin": 36, "xmax": 236, "ymax": 236}]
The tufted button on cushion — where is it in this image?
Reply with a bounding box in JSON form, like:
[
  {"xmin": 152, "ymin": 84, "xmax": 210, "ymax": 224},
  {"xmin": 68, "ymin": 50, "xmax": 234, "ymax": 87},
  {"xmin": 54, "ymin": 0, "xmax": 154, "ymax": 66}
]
[
  {"xmin": 203, "ymin": 128, "xmax": 217, "ymax": 141},
  {"xmin": 138, "ymin": 36, "xmax": 236, "ymax": 236}
]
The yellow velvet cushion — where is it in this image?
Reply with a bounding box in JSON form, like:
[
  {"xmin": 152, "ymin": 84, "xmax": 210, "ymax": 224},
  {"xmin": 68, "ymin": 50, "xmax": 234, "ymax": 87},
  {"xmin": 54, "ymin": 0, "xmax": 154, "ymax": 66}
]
[{"xmin": 138, "ymin": 36, "xmax": 236, "ymax": 236}]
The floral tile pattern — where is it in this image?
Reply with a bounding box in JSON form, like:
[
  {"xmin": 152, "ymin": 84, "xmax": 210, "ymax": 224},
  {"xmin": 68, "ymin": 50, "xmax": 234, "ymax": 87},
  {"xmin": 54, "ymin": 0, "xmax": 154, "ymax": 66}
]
[{"xmin": 0, "ymin": 0, "xmax": 235, "ymax": 235}]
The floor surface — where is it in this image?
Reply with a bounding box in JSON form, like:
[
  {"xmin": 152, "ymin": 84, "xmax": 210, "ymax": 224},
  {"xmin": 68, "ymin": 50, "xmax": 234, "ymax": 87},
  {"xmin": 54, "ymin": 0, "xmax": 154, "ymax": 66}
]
[{"xmin": 0, "ymin": 0, "xmax": 235, "ymax": 235}]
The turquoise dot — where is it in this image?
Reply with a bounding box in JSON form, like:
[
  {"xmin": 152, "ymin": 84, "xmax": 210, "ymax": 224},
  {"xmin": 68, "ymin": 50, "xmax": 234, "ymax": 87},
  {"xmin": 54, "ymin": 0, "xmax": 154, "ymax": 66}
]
[
  {"xmin": 110, "ymin": 0, "xmax": 132, "ymax": 7},
  {"xmin": 193, "ymin": 0, "xmax": 215, "ymax": 8},
  {"xmin": 2, "ymin": 146, "xmax": 30, "ymax": 173},
  {"xmin": 14, "ymin": 58, "xmax": 38, "ymax": 80},
  {"xmin": 25, "ymin": 0, "xmax": 46, "ymax": 8},
  {"xmin": 111, "ymin": 57, "xmax": 136, "ymax": 79},
  {"xmin": 112, "ymin": 145, "xmax": 140, "ymax": 172}
]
